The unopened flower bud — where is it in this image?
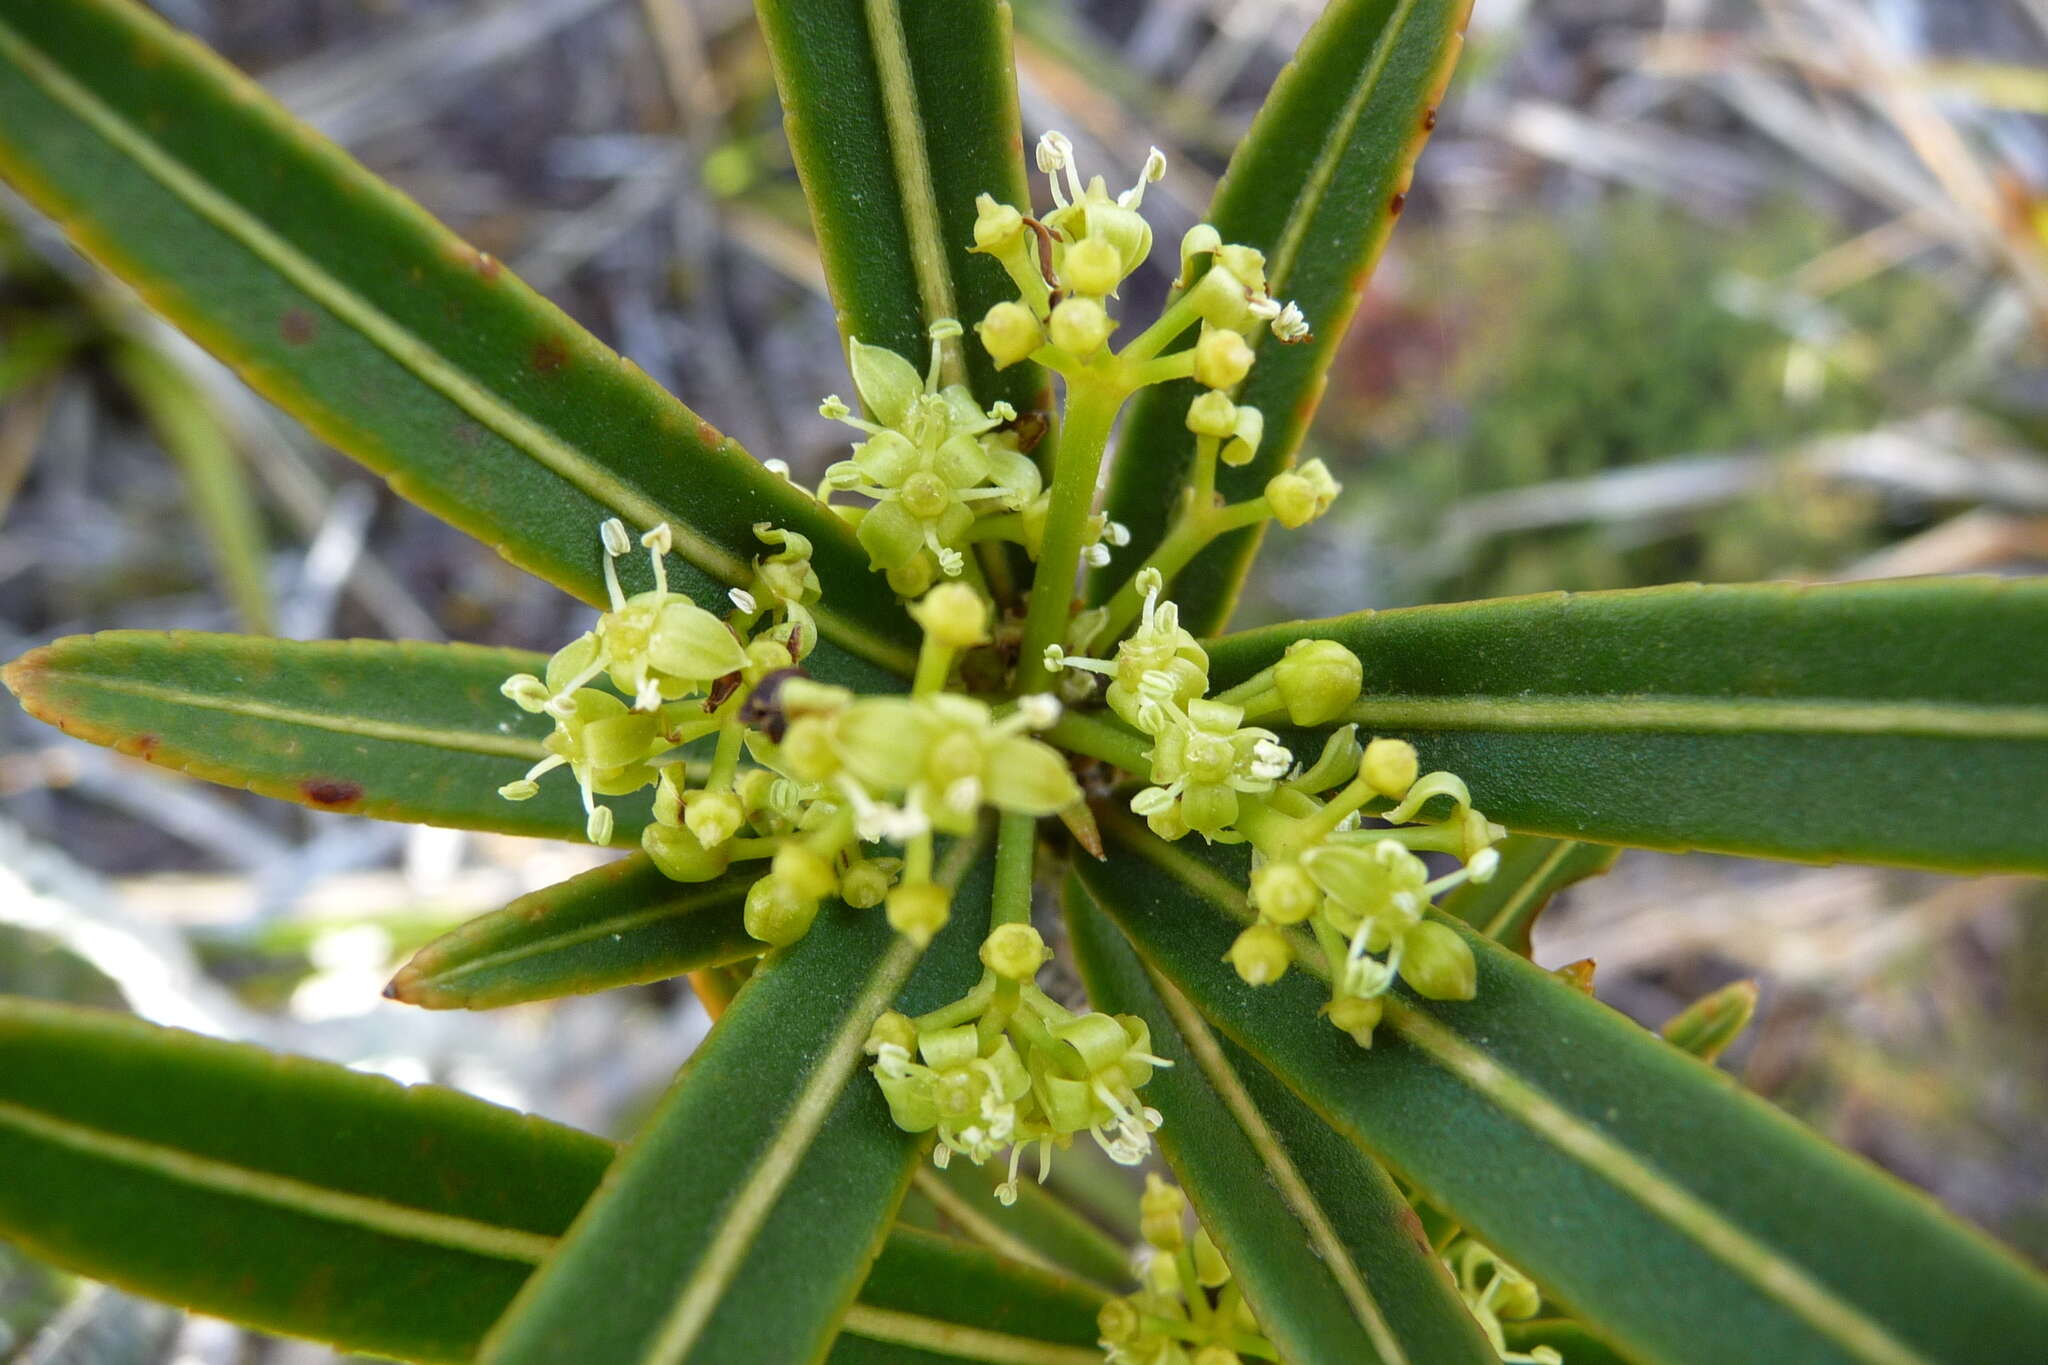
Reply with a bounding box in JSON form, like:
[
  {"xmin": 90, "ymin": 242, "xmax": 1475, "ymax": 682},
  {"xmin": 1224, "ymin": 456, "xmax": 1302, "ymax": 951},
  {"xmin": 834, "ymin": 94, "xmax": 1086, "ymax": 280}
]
[
  {"xmin": 839, "ymin": 858, "xmax": 896, "ymax": 909},
  {"xmin": 972, "ymin": 193, "xmax": 1025, "ymax": 251},
  {"xmin": 1193, "ymin": 326, "xmax": 1255, "ymax": 389},
  {"xmin": 1062, "ymin": 237, "xmax": 1124, "ymax": 296},
  {"xmin": 1251, "ymin": 861, "xmax": 1320, "ymax": 925},
  {"xmin": 1193, "ymin": 1227, "xmax": 1229, "ymax": 1287},
  {"xmin": 980, "ymin": 923, "xmax": 1049, "ymax": 981},
  {"xmin": 1096, "ymin": 1299, "xmax": 1141, "ymax": 1346},
  {"xmin": 500, "ymin": 674, "xmax": 551, "ymax": 712},
  {"xmin": 1327, "ymin": 994, "xmax": 1384, "ymax": 1048},
  {"xmin": 977, "ymin": 301, "xmax": 1043, "ymax": 370},
  {"xmin": 1139, "ymin": 1174, "xmax": 1186, "ymax": 1250},
  {"xmin": 1362, "ymin": 737, "xmax": 1419, "ymax": 798},
  {"xmin": 1496, "ymin": 1271, "xmax": 1542, "ymax": 1321},
  {"xmin": 1265, "ymin": 458, "xmax": 1339, "ymax": 528},
  {"xmin": 744, "ymin": 875, "xmax": 817, "ymax": 946},
  {"xmin": 1186, "ymin": 389, "xmax": 1239, "ymax": 438},
  {"xmin": 1400, "ymin": 921, "xmax": 1478, "ymax": 1001},
  {"xmin": 642, "ymin": 822, "xmax": 731, "ymax": 882},
  {"xmin": 885, "ymin": 555, "xmax": 936, "ymax": 598},
  {"xmin": 1048, "ymin": 297, "xmax": 1113, "ymax": 356},
  {"xmin": 780, "ymin": 715, "xmax": 840, "ymax": 782},
  {"xmin": 886, "ymin": 881, "xmax": 952, "ymax": 947},
  {"xmin": 1226, "ymin": 923, "xmax": 1292, "ymax": 985},
  {"xmin": 1273, "ymin": 638, "xmax": 1364, "ymax": 726},
  {"xmin": 866, "ymin": 1009, "xmax": 918, "ymax": 1056},
  {"xmin": 684, "ymin": 790, "xmax": 745, "ymax": 847},
  {"xmin": 772, "ymin": 843, "xmax": 839, "ymax": 902},
  {"xmin": 911, "ymin": 582, "xmax": 990, "ymax": 649}
]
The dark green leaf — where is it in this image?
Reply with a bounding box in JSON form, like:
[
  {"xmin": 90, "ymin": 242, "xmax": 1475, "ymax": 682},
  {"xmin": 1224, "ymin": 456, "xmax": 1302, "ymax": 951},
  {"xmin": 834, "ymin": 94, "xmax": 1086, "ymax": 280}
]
[
  {"xmin": 481, "ymin": 840, "xmax": 994, "ymax": 1365},
  {"xmin": 388, "ymin": 854, "xmax": 761, "ymax": 1010},
  {"xmin": 0, "ymin": 0, "xmax": 913, "ymax": 684},
  {"xmin": 0, "ymin": 995, "xmax": 1105, "ymax": 1364},
  {"xmin": 913, "ymin": 1159, "xmax": 1133, "ymax": 1293},
  {"xmin": 1065, "ymin": 874, "xmax": 1495, "ymax": 1365},
  {"xmin": 2, "ymin": 631, "xmax": 633, "ymax": 842},
  {"xmin": 1078, "ymin": 818, "xmax": 2048, "ymax": 1365},
  {"xmin": 756, "ymin": 0, "xmax": 1044, "ymax": 418},
  {"xmin": 1437, "ymin": 835, "xmax": 1619, "ymax": 956},
  {"xmin": 1209, "ymin": 579, "xmax": 2048, "ymax": 873},
  {"xmin": 1093, "ymin": 0, "xmax": 1468, "ymax": 631}
]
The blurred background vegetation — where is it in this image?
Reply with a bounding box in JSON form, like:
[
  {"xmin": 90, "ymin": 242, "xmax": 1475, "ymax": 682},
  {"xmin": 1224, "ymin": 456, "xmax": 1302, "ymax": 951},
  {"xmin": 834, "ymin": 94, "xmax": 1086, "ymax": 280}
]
[{"xmin": 3, "ymin": 0, "xmax": 2046, "ymax": 1358}]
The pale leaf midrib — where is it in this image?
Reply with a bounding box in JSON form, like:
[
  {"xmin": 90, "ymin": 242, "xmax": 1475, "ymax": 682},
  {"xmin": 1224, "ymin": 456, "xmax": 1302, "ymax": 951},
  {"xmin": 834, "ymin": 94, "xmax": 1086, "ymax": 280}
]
[
  {"xmin": 0, "ymin": 1097, "xmax": 555, "ymax": 1264},
  {"xmin": 1104, "ymin": 824, "xmax": 1929, "ymax": 1365},
  {"xmin": 861, "ymin": 0, "xmax": 964, "ymax": 386},
  {"xmin": 1341, "ymin": 693, "xmax": 2048, "ymax": 740},
  {"xmin": 40, "ymin": 671, "xmax": 548, "ymax": 760},
  {"xmin": 1479, "ymin": 840, "xmax": 1575, "ymax": 941},
  {"xmin": 839, "ymin": 1304, "xmax": 1102, "ymax": 1365},
  {"xmin": 1149, "ymin": 972, "xmax": 1409, "ymax": 1364},
  {"xmin": 0, "ymin": 15, "xmax": 915, "ymax": 676},
  {"xmin": 1261, "ymin": 0, "xmax": 1426, "ymax": 298},
  {"xmin": 909, "ymin": 1168, "xmax": 1065, "ymax": 1280}
]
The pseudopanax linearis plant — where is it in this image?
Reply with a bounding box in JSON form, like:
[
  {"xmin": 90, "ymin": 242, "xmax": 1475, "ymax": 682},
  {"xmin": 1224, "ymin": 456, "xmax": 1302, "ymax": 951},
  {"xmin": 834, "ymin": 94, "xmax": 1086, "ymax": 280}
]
[{"xmin": 0, "ymin": 1, "xmax": 2043, "ymax": 1362}]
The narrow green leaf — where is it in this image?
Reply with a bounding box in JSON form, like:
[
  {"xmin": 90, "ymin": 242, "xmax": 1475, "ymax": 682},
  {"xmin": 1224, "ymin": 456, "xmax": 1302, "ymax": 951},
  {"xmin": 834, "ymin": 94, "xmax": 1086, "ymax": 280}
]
[
  {"xmin": 837, "ymin": 1225, "xmax": 1106, "ymax": 1365},
  {"xmin": 388, "ymin": 854, "xmax": 761, "ymax": 1010},
  {"xmin": 756, "ymin": 0, "xmax": 1043, "ymax": 417},
  {"xmin": 0, "ymin": 995, "xmax": 608, "ymax": 1364},
  {"xmin": 0, "ymin": 996, "xmax": 1103, "ymax": 1365},
  {"xmin": 1078, "ymin": 821, "xmax": 2048, "ymax": 1365},
  {"xmin": 0, "ymin": 0, "xmax": 913, "ymax": 685},
  {"xmin": 914, "ymin": 1160, "xmax": 1133, "ymax": 1293},
  {"xmin": 1437, "ymin": 835, "xmax": 1619, "ymax": 956},
  {"xmin": 482, "ymin": 840, "xmax": 994, "ymax": 1365},
  {"xmin": 1208, "ymin": 579, "xmax": 2048, "ymax": 873},
  {"xmin": 1064, "ymin": 874, "xmax": 1494, "ymax": 1365},
  {"xmin": 111, "ymin": 340, "xmax": 275, "ymax": 635},
  {"xmin": 1092, "ymin": 0, "xmax": 1468, "ymax": 631},
  {"xmin": 1, "ymin": 631, "xmax": 629, "ymax": 842}
]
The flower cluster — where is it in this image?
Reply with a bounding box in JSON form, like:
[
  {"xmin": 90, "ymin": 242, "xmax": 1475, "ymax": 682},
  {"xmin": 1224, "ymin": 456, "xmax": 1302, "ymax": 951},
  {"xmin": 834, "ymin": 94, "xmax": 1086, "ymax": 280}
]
[
  {"xmin": 1096, "ymin": 1176, "xmax": 1271, "ymax": 1365},
  {"xmin": 1447, "ymin": 1238, "xmax": 1562, "ymax": 1365},
  {"xmin": 866, "ymin": 923, "xmax": 1169, "ymax": 1197},
  {"xmin": 819, "ymin": 323, "xmax": 1042, "ymax": 593},
  {"xmin": 1050, "ymin": 575, "xmax": 1503, "ymax": 1048},
  {"xmin": 499, "ymin": 531, "xmax": 1076, "ymax": 951}
]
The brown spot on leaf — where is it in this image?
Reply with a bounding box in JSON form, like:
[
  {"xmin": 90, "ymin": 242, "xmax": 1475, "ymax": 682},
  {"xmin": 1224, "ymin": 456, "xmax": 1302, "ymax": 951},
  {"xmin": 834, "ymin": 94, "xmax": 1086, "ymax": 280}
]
[
  {"xmin": 1423, "ymin": 108, "xmax": 1438, "ymax": 131},
  {"xmin": 1388, "ymin": 192, "xmax": 1407, "ymax": 217},
  {"xmin": 531, "ymin": 336, "xmax": 569, "ymax": 375},
  {"xmin": 130, "ymin": 734, "xmax": 160, "ymax": 759},
  {"xmin": 301, "ymin": 778, "xmax": 364, "ymax": 809},
  {"xmin": 1554, "ymin": 958, "xmax": 1598, "ymax": 995},
  {"xmin": 695, "ymin": 417, "xmax": 721, "ymax": 448},
  {"xmin": 475, "ymin": 252, "xmax": 503, "ymax": 281},
  {"xmin": 279, "ymin": 308, "xmax": 317, "ymax": 345}
]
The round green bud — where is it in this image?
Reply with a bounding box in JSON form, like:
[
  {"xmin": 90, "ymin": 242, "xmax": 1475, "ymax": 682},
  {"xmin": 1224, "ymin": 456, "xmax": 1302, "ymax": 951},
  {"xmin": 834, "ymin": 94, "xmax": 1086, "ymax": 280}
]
[
  {"xmin": 1362, "ymin": 737, "xmax": 1419, "ymax": 799},
  {"xmin": 1216, "ymin": 243, "xmax": 1269, "ymax": 294},
  {"xmin": 1062, "ymin": 237, "xmax": 1124, "ymax": 296},
  {"xmin": 971, "ymin": 194, "xmax": 1025, "ymax": 251},
  {"xmin": 744, "ymin": 876, "xmax": 817, "ymax": 946},
  {"xmin": 911, "ymin": 582, "xmax": 990, "ymax": 649},
  {"xmin": 1146, "ymin": 802, "xmax": 1191, "ymax": 843},
  {"xmin": 840, "ymin": 858, "xmax": 895, "ymax": 909},
  {"xmin": 976, "ymin": 300, "xmax": 1043, "ymax": 370},
  {"xmin": 980, "ymin": 923, "xmax": 1049, "ymax": 981},
  {"xmin": 1048, "ymin": 297, "xmax": 1112, "ymax": 356},
  {"xmin": 1495, "ymin": 1272, "xmax": 1542, "ymax": 1321},
  {"xmin": 779, "ymin": 715, "xmax": 840, "ymax": 782},
  {"xmin": 642, "ymin": 822, "xmax": 731, "ymax": 883},
  {"xmin": 885, "ymin": 555, "xmax": 936, "ymax": 598},
  {"xmin": 1192, "ymin": 326, "xmax": 1255, "ymax": 389},
  {"xmin": 1180, "ymin": 782, "xmax": 1240, "ymax": 838},
  {"xmin": 1225, "ymin": 923, "xmax": 1293, "ymax": 986},
  {"xmin": 1251, "ymin": 860, "xmax": 1320, "ymax": 925},
  {"xmin": 886, "ymin": 881, "xmax": 952, "ymax": 948},
  {"xmin": 1273, "ymin": 639, "xmax": 1365, "ymax": 726},
  {"xmin": 745, "ymin": 638, "xmax": 793, "ymax": 677},
  {"xmin": 1096, "ymin": 1298, "xmax": 1141, "ymax": 1346},
  {"xmin": 1265, "ymin": 472, "xmax": 1318, "ymax": 529},
  {"xmin": 1399, "ymin": 921, "xmax": 1478, "ymax": 1001},
  {"xmin": 865, "ymin": 1009, "xmax": 918, "ymax": 1056},
  {"xmin": 684, "ymin": 790, "xmax": 745, "ymax": 847},
  {"xmin": 1327, "ymin": 993, "xmax": 1384, "ymax": 1048},
  {"xmin": 900, "ymin": 471, "xmax": 951, "ymax": 521},
  {"xmin": 772, "ymin": 843, "xmax": 839, "ymax": 903},
  {"xmin": 1140, "ymin": 1174, "xmax": 1186, "ymax": 1251},
  {"xmin": 1185, "ymin": 388, "xmax": 1239, "ymax": 438},
  {"xmin": 734, "ymin": 767, "xmax": 780, "ymax": 817}
]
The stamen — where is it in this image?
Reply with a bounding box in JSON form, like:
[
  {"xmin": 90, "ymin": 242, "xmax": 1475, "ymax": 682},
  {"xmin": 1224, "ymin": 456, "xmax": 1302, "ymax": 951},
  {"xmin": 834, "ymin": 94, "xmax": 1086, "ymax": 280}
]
[{"xmin": 730, "ymin": 587, "xmax": 759, "ymax": 614}]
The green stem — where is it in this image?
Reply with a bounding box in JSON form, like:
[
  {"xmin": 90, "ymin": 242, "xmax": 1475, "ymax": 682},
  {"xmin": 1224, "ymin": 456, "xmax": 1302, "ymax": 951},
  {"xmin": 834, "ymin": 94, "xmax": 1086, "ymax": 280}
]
[
  {"xmin": 912, "ymin": 635, "xmax": 956, "ymax": 698},
  {"xmin": 1096, "ymin": 496, "xmax": 1273, "ymax": 644},
  {"xmin": 1016, "ymin": 379, "xmax": 1121, "ymax": 693},
  {"xmin": 1119, "ymin": 285, "xmax": 1204, "ymax": 363},
  {"xmin": 992, "ymin": 811, "xmax": 1036, "ymax": 928},
  {"xmin": 1045, "ymin": 710, "xmax": 1151, "ymax": 775}
]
